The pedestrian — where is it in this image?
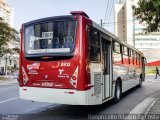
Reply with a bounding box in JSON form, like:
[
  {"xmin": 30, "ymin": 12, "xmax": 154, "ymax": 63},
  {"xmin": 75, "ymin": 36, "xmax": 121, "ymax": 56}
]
[{"xmin": 155, "ymin": 67, "xmax": 160, "ymax": 79}]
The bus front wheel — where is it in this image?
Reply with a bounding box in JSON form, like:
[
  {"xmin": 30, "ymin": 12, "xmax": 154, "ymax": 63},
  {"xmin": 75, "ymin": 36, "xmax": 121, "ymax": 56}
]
[{"xmin": 114, "ymin": 80, "xmax": 121, "ymax": 103}]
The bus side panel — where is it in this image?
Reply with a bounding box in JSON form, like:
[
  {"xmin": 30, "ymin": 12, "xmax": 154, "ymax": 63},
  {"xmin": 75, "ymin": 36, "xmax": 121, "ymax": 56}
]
[
  {"xmin": 76, "ymin": 16, "xmax": 88, "ymax": 91},
  {"xmin": 77, "ymin": 17, "xmax": 103, "ymax": 105},
  {"xmin": 76, "ymin": 16, "xmax": 98, "ymax": 104},
  {"xmin": 112, "ymin": 44, "xmax": 142, "ymax": 94}
]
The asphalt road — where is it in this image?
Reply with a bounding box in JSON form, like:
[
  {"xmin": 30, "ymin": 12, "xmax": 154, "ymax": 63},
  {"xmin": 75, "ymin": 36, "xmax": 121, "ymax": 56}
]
[{"xmin": 0, "ymin": 75, "xmax": 160, "ymax": 120}]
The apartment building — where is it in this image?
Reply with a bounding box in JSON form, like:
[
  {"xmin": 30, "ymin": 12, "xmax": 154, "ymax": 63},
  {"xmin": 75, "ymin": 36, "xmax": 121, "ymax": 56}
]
[
  {"xmin": 0, "ymin": 0, "xmax": 14, "ymax": 26},
  {"xmin": 0, "ymin": 0, "xmax": 19, "ymax": 75}
]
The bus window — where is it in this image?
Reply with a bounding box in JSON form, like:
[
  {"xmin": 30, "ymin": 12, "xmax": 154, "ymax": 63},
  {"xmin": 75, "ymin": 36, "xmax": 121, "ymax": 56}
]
[
  {"xmin": 113, "ymin": 41, "xmax": 122, "ymax": 64},
  {"xmin": 132, "ymin": 50, "xmax": 135, "ymax": 65},
  {"xmin": 128, "ymin": 48, "xmax": 132, "ymax": 64},
  {"xmin": 122, "ymin": 46, "xmax": 129, "ymax": 64},
  {"xmin": 88, "ymin": 27, "xmax": 101, "ymax": 62},
  {"xmin": 124, "ymin": 46, "xmax": 128, "ymax": 55},
  {"xmin": 114, "ymin": 42, "xmax": 120, "ymax": 53},
  {"xmin": 24, "ymin": 20, "xmax": 77, "ymax": 55}
]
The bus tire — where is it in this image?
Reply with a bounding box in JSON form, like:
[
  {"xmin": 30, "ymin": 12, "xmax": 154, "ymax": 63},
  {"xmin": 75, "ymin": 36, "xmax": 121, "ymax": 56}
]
[
  {"xmin": 137, "ymin": 74, "xmax": 142, "ymax": 88},
  {"xmin": 114, "ymin": 80, "xmax": 121, "ymax": 103}
]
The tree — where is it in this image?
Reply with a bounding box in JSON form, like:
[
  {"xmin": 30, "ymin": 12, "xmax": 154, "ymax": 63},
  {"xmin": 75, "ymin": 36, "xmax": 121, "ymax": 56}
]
[
  {"xmin": 133, "ymin": 0, "xmax": 160, "ymax": 32},
  {"xmin": 0, "ymin": 17, "xmax": 18, "ymax": 56}
]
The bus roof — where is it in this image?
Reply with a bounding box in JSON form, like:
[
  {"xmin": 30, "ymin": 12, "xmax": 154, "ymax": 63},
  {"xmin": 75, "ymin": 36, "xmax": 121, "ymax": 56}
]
[{"xmin": 23, "ymin": 15, "xmax": 75, "ymax": 26}]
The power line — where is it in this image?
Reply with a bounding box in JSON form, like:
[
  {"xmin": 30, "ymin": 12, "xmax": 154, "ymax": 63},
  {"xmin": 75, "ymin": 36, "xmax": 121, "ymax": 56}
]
[
  {"xmin": 106, "ymin": 0, "xmax": 113, "ymax": 20},
  {"xmin": 99, "ymin": 19, "xmax": 144, "ymax": 27},
  {"xmin": 106, "ymin": 0, "xmax": 115, "ymax": 27},
  {"xmin": 104, "ymin": 20, "xmax": 134, "ymax": 25},
  {"xmin": 104, "ymin": 0, "xmax": 111, "ymax": 23}
]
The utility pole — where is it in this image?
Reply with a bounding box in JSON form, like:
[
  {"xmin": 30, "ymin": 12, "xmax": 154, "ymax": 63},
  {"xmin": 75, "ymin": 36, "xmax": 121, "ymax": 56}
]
[
  {"xmin": 133, "ymin": 0, "xmax": 135, "ymax": 47},
  {"xmin": 5, "ymin": 54, "xmax": 8, "ymax": 76},
  {"xmin": 100, "ymin": 19, "xmax": 103, "ymax": 27}
]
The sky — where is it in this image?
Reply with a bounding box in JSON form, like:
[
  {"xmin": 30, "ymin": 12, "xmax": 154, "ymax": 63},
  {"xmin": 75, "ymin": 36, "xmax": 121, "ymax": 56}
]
[{"xmin": 7, "ymin": 0, "xmax": 118, "ymax": 33}]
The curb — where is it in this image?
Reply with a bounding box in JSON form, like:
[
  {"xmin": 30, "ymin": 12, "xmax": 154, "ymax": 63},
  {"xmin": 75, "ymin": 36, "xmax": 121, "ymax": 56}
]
[
  {"xmin": 126, "ymin": 91, "xmax": 160, "ymax": 120},
  {"xmin": 144, "ymin": 97, "xmax": 160, "ymax": 115}
]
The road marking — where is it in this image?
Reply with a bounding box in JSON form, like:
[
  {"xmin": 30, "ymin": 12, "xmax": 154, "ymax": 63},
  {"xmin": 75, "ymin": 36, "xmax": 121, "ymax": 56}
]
[
  {"xmin": 0, "ymin": 97, "xmax": 19, "ymax": 104},
  {"xmin": 0, "ymin": 86, "xmax": 18, "ymax": 91}
]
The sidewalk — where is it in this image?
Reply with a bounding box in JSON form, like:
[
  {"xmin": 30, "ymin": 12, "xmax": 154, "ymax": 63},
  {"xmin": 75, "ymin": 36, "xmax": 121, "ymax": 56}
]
[
  {"xmin": 147, "ymin": 98, "xmax": 160, "ymax": 114},
  {"xmin": 0, "ymin": 75, "xmax": 13, "ymax": 80},
  {"xmin": 0, "ymin": 75, "xmax": 18, "ymax": 85},
  {"xmin": 144, "ymin": 74, "xmax": 160, "ymax": 120}
]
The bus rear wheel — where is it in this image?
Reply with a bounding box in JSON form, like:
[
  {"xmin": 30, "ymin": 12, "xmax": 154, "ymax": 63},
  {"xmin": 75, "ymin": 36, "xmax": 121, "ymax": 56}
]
[{"xmin": 114, "ymin": 80, "xmax": 121, "ymax": 103}]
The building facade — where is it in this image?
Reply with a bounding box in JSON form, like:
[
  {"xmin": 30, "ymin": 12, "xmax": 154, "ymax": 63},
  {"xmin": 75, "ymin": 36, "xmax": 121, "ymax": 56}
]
[
  {"xmin": 115, "ymin": 0, "xmax": 160, "ymax": 73},
  {"xmin": 0, "ymin": 0, "xmax": 19, "ymax": 75},
  {"xmin": 0, "ymin": 0, "xmax": 14, "ymax": 26}
]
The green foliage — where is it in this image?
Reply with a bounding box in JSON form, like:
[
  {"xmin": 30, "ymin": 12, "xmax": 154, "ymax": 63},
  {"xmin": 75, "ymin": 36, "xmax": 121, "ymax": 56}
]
[
  {"xmin": 133, "ymin": 0, "xmax": 160, "ymax": 32},
  {"xmin": 0, "ymin": 17, "xmax": 18, "ymax": 56}
]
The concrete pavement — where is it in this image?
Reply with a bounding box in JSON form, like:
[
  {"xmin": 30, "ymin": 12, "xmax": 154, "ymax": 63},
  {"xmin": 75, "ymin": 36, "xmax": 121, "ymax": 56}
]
[
  {"xmin": 144, "ymin": 75, "xmax": 160, "ymax": 120},
  {"xmin": 127, "ymin": 74, "xmax": 160, "ymax": 120},
  {"xmin": 145, "ymin": 75, "xmax": 160, "ymax": 116},
  {"xmin": 147, "ymin": 98, "xmax": 160, "ymax": 115}
]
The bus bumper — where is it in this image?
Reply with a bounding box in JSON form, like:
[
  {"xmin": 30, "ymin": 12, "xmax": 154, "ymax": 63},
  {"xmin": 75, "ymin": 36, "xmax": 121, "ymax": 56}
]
[{"xmin": 19, "ymin": 87, "xmax": 101, "ymax": 105}]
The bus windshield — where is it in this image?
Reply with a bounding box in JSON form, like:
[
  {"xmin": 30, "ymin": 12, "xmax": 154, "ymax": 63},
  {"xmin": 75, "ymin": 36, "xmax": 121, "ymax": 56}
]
[{"xmin": 24, "ymin": 20, "xmax": 77, "ymax": 55}]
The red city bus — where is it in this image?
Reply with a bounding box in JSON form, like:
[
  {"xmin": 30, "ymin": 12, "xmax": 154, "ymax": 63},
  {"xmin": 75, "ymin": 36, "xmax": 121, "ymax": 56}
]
[{"xmin": 19, "ymin": 11, "xmax": 146, "ymax": 105}]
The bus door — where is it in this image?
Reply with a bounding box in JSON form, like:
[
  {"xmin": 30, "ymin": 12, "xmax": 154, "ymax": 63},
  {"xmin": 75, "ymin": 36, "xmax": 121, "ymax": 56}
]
[{"xmin": 102, "ymin": 38, "xmax": 111, "ymax": 100}]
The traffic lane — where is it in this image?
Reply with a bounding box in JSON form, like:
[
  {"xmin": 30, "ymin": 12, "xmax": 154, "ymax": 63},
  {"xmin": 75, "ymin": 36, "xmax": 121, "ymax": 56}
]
[
  {"xmin": 17, "ymin": 81, "xmax": 160, "ymax": 120},
  {"xmin": 0, "ymin": 79, "xmax": 17, "ymax": 85},
  {"xmin": 17, "ymin": 105, "xmax": 103, "ymax": 120},
  {"xmin": 16, "ymin": 91, "xmax": 134, "ymax": 120},
  {"xmin": 0, "ymin": 97, "xmax": 54, "ymax": 114},
  {"xmin": 100, "ymin": 81, "xmax": 160, "ymax": 114},
  {"xmin": 0, "ymin": 83, "xmax": 54, "ymax": 114},
  {"xmin": 0, "ymin": 84, "xmax": 19, "ymax": 102},
  {"xmin": 0, "ymin": 80, "xmax": 18, "ymax": 88}
]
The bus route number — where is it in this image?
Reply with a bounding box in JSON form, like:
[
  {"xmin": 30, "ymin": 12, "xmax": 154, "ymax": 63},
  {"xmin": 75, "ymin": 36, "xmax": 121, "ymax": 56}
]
[{"xmin": 42, "ymin": 32, "xmax": 53, "ymax": 39}]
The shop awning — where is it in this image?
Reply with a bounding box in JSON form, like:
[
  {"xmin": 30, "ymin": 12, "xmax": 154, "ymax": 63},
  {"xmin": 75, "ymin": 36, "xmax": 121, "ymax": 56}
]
[{"xmin": 145, "ymin": 60, "xmax": 160, "ymax": 66}]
